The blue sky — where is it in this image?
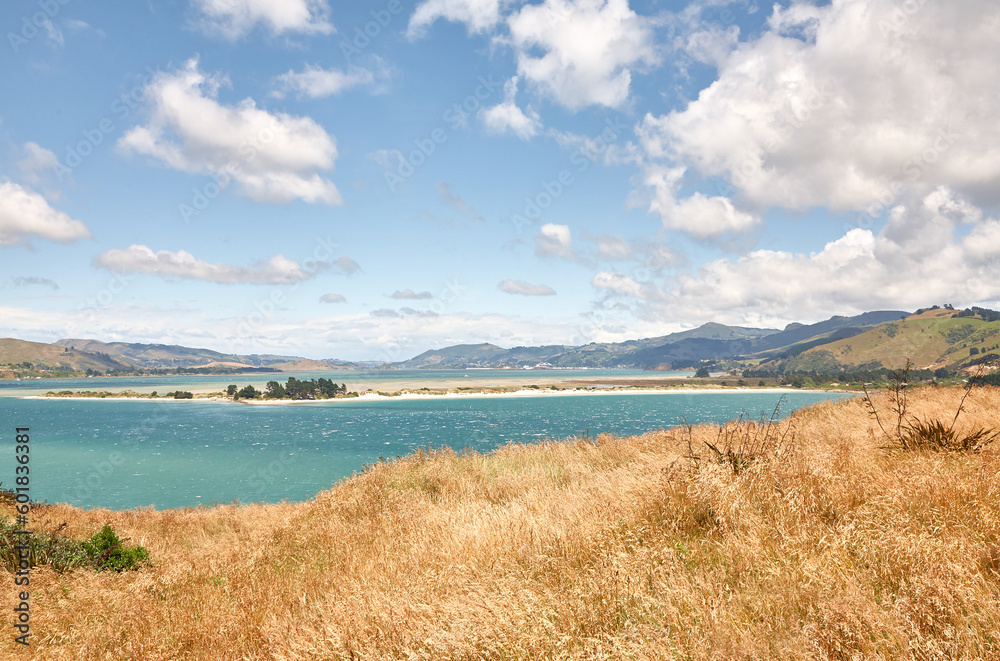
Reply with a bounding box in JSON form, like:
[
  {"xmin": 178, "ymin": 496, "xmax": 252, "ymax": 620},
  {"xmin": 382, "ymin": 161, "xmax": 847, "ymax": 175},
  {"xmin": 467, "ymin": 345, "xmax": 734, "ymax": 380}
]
[{"xmin": 2, "ymin": 0, "xmax": 999, "ymax": 361}]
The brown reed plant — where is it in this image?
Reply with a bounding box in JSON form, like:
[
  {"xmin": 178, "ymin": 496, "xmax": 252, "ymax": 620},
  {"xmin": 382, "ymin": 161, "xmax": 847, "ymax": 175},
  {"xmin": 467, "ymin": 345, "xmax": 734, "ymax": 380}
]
[
  {"xmin": 864, "ymin": 357, "xmax": 999, "ymax": 452},
  {"xmin": 700, "ymin": 395, "xmax": 796, "ymax": 474}
]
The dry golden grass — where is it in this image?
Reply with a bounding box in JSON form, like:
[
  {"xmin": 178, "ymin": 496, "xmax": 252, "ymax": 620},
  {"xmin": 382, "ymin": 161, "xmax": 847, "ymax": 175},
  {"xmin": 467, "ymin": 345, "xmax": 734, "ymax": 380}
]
[{"xmin": 3, "ymin": 387, "xmax": 1000, "ymax": 660}]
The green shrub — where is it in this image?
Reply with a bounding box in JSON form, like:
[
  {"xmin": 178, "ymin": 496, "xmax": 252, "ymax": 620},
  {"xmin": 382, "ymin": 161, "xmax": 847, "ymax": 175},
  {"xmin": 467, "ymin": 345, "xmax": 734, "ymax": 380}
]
[
  {"xmin": 944, "ymin": 324, "xmax": 976, "ymax": 344},
  {"xmin": 81, "ymin": 525, "xmax": 150, "ymax": 572},
  {"xmin": 173, "ymin": 391, "xmax": 193, "ymax": 399},
  {"xmin": 1, "ymin": 517, "xmax": 150, "ymax": 574}
]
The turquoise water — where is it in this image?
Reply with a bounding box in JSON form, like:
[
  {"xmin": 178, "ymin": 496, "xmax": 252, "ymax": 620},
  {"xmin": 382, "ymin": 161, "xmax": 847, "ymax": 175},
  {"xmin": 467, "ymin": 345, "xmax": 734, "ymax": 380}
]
[{"xmin": 0, "ymin": 389, "xmax": 853, "ymax": 510}]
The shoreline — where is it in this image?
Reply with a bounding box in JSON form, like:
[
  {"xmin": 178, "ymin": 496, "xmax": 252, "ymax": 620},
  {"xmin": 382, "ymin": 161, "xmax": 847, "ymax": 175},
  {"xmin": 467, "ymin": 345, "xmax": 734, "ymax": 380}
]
[{"xmin": 18, "ymin": 385, "xmax": 854, "ymax": 403}]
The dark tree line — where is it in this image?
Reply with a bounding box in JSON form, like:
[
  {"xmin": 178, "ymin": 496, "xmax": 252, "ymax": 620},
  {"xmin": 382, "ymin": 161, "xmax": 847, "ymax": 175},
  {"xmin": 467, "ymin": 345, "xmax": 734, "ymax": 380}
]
[
  {"xmin": 742, "ymin": 366, "xmax": 946, "ymax": 383},
  {"xmin": 229, "ymin": 377, "xmax": 348, "ymax": 400},
  {"xmin": 955, "ymin": 306, "xmax": 1000, "ymax": 322}
]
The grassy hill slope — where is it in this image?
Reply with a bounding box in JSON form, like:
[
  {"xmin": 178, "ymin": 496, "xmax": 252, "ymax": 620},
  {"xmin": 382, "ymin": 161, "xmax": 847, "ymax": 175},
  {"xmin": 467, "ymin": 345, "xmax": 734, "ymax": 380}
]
[
  {"xmin": 0, "ymin": 338, "xmax": 132, "ymax": 373},
  {"xmin": 784, "ymin": 308, "xmax": 1000, "ymax": 371},
  {"xmin": 4, "ymin": 387, "xmax": 999, "ymax": 659}
]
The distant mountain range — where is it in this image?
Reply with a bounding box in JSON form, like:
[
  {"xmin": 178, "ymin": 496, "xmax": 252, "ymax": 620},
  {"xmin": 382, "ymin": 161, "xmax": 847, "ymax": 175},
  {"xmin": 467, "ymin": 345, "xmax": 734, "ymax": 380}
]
[
  {"xmin": 3, "ymin": 306, "xmax": 999, "ymax": 378},
  {"xmin": 398, "ymin": 311, "xmax": 910, "ymax": 369}
]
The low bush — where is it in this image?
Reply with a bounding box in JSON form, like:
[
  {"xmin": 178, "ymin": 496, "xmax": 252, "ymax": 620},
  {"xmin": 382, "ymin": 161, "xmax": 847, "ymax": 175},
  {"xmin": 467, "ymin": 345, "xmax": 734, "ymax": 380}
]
[
  {"xmin": 0, "ymin": 516, "xmax": 149, "ymax": 574},
  {"xmin": 81, "ymin": 524, "xmax": 150, "ymax": 572}
]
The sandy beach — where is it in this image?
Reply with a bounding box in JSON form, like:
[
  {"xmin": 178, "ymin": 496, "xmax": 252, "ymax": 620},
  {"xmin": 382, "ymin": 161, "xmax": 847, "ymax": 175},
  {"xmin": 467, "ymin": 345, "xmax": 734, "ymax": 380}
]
[{"xmin": 24, "ymin": 384, "xmax": 846, "ymax": 404}]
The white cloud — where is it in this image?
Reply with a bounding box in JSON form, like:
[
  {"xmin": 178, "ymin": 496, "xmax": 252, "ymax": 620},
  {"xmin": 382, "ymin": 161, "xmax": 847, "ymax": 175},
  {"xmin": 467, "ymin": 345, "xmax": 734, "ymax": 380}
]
[
  {"xmin": 320, "ymin": 293, "xmax": 346, "ymax": 303},
  {"xmin": 391, "ymin": 289, "xmax": 433, "ymax": 300},
  {"xmin": 16, "ymin": 143, "xmax": 60, "ymax": 186},
  {"xmin": 118, "ymin": 57, "xmax": 342, "ymax": 205},
  {"xmin": 0, "ymin": 182, "xmax": 91, "ymax": 246},
  {"xmin": 638, "ymin": 164, "xmax": 759, "ymax": 238},
  {"xmin": 192, "ymin": 0, "xmax": 333, "ymax": 38},
  {"xmin": 499, "ymin": 279, "xmax": 556, "ymax": 296},
  {"xmin": 479, "ymin": 77, "xmax": 542, "ymax": 140},
  {"xmin": 677, "ymin": 22, "xmax": 740, "ymax": 69},
  {"xmin": 581, "ymin": 232, "xmax": 632, "ymax": 263},
  {"xmin": 640, "ymin": 0, "xmax": 1000, "ymax": 214},
  {"xmin": 507, "ymin": 0, "xmax": 659, "ymax": 110},
  {"xmin": 93, "ymin": 245, "xmax": 312, "ymax": 284},
  {"xmin": 534, "ymin": 223, "xmax": 577, "ymax": 260},
  {"xmin": 408, "ymin": 0, "xmax": 504, "ymax": 38},
  {"xmin": 592, "ymin": 271, "xmax": 644, "ymax": 297},
  {"xmin": 272, "ymin": 65, "xmax": 374, "ymax": 99},
  {"xmin": 644, "ymin": 188, "xmax": 1000, "ymax": 327},
  {"xmin": 666, "ymin": 193, "xmax": 758, "ymax": 237}
]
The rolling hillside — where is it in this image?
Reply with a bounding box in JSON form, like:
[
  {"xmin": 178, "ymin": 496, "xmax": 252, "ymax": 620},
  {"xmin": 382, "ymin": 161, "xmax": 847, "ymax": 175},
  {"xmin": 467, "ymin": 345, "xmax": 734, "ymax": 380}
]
[
  {"xmin": 775, "ymin": 307, "xmax": 1000, "ymax": 372},
  {"xmin": 398, "ymin": 313, "xmax": 908, "ymax": 369},
  {"xmin": 51, "ymin": 339, "xmax": 355, "ymax": 370},
  {"xmin": 0, "ymin": 338, "xmax": 132, "ymax": 373}
]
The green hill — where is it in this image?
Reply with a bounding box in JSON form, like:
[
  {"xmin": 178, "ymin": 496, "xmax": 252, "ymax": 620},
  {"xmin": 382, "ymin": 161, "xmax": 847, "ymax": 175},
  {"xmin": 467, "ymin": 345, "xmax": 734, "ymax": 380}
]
[
  {"xmin": 0, "ymin": 338, "xmax": 133, "ymax": 375},
  {"xmin": 777, "ymin": 308, "xmax": 1000, "ymax": 372}
]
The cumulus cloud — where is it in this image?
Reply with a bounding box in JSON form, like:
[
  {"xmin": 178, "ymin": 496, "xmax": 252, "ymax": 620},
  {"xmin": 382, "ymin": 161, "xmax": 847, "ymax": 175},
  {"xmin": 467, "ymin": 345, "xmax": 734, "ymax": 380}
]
[
  {"xmin": 499, "ymin": 279, "xmax": 556, "ymax": 296},
  {"xmin": 641, "ymin": 165, "xmax": 759, "ymax": 237},
  {"xmin": 16, "ymin": 143, "xmax": 60, "ymax": 185},
  {"xmin": 506, "ymin": 0, "xmax": 659, "ymax": 110},
  {"xmin": 479, "ymin": 77, "xmax": 541, "ymax": 139},
  {"xmin": 272, "ymin": 65, "xmax": 374, "ymax": 99},
  {"xmin": 592, "ymin": 271, "xmax": 644, "ymax": 297},
  {"xmin": 643, "ymin": 188, "xmax": 1000, "ymax": 327},
  {"xmin": 640, "ymin": 0, "xmax": 1000, "ymax": 215},
  {"xmin": 534, "ymin": 223, "xmax": 577, "ymax": 260},
  {"xmin": 320, "ymin": 293, "xmax": 346, "ymax": 303},
  {"xmin": 0, "ymin": 182, "xmax": 91, "ymax": 246},
  {"xmin": 192, "ymin": 0, "xmax": 333, "ymax": 38},
  {"xmin": 408, "ymin": 0, "xmax": 504, "ymax": 37},
  {"xmin": 118, "ymin": 58, "xmax": 342, "ymax": 205},
  {"xmin": 391, "ymin": 289, "xmax": 433, "ymax": 300},
  {"xmin": 93, "ymin": 245, "xmax": 313, "ymax": 284}
]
